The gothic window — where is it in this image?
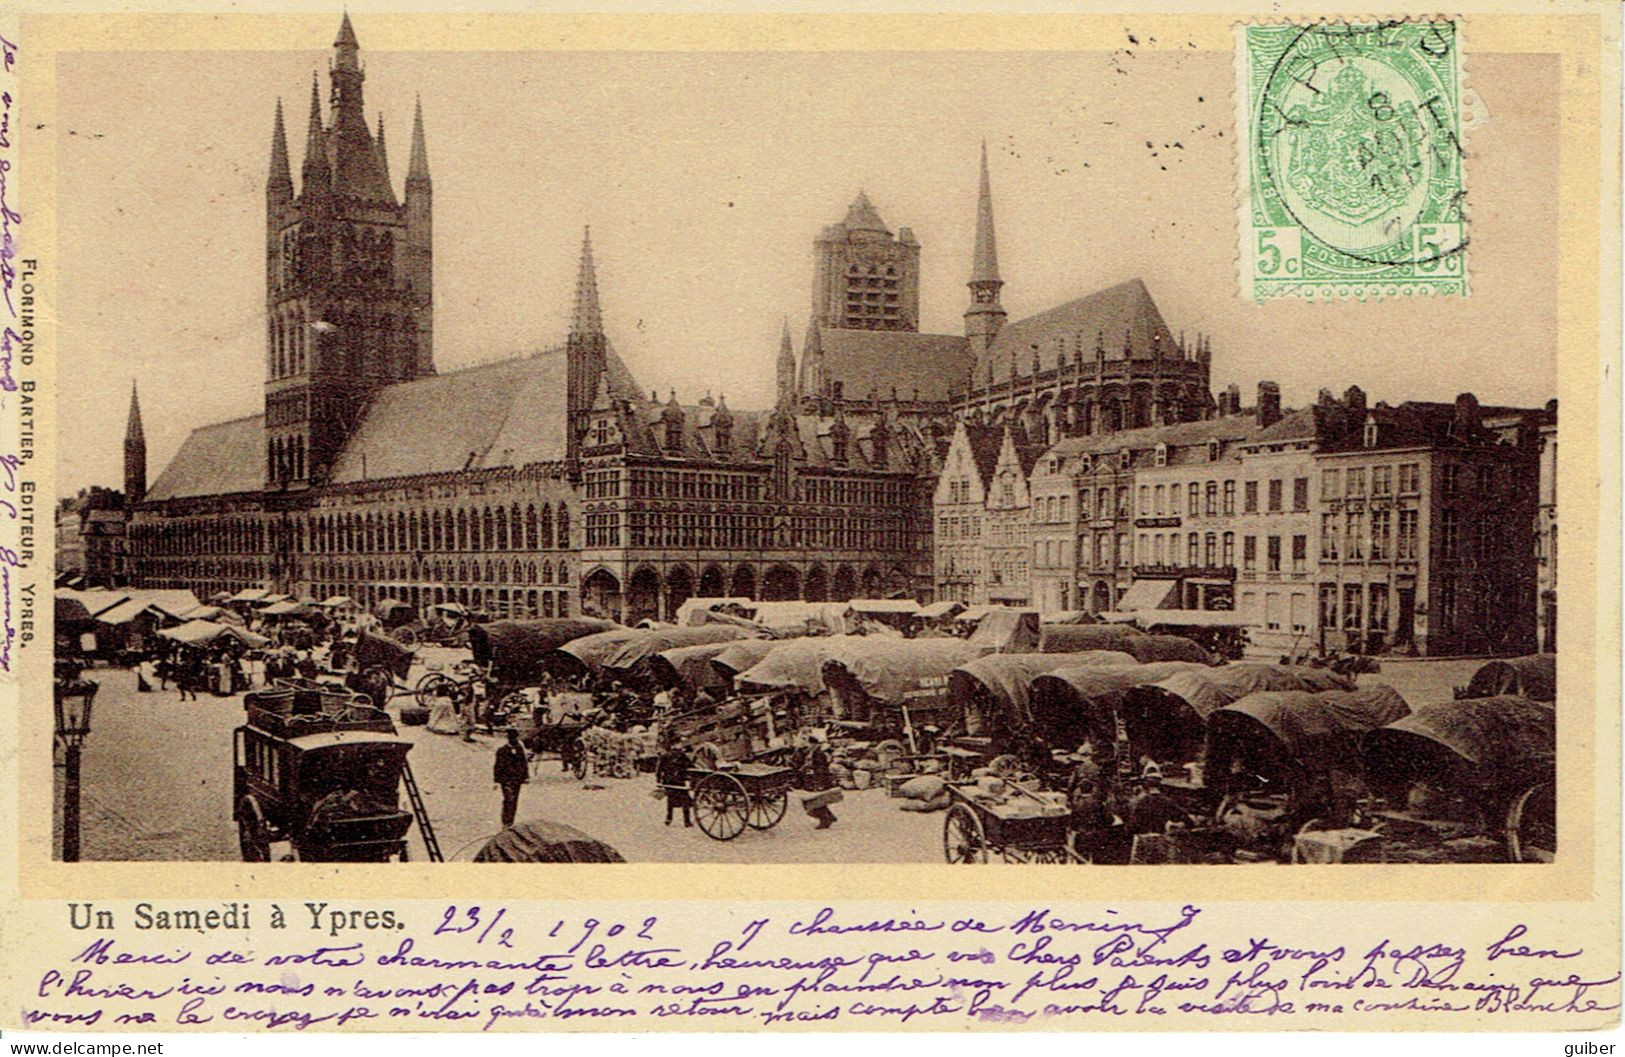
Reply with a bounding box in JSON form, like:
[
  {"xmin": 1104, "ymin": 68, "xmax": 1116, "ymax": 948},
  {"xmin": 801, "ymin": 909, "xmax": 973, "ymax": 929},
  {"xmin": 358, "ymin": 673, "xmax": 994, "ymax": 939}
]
[
  {"xmin": 539, "ymin": 504, "xmax": 554, "ymax": 549},
  {"xmin": 541, "ymin": 561, "xmax": 552, "ymax": 584},
  {"xmin": 556, "ymin": 509, "xmax": 570, "ymax": 549},
  {"xmin": 495, "ymin": 507, "xmax": 509, "ymax": 550},
  {"xmin": 482, "ymin": 507, "xmax": 494, "ymax": 550},
  {"xmin": 431, "ymin": 510, "xmax": 443, "ymax": 551},
  {"xmin": 456, "ymin": 509, "xmax": 468, "ymax": 551},
  {"xmin": 525, "ymin": 505, "xmax": 538, "ymax": 549}
]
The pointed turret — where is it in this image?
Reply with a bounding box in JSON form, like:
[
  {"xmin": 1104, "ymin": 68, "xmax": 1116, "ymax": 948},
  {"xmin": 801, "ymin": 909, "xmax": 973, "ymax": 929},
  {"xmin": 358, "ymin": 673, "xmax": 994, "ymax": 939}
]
[
  {"xmin": 267, "ymin": 98, "xmax": 292, "ymax": 196},
  {"xmin": 374, "ymin": 111, "xmax": 390, "ymax": 189},
  {"xmin": 300, "ymin": 72, "xmax": 329, "ymax": 193},
  {"xmin": 124, "ymin": 381, "xmax": 147, "ymax": 505},
  {"xmin": 571, "ymin": 227, "xmax": 604, "ymax": 338},
  {"xmin": 964, "ymin": 139, "xmax": 1007, "ymax": 357},
  {"xmin": 406, "ymin": 94, "xmax": 431, "ymax": 189},
  {"xmin": 798, "ymin": 321, "xmax": 826, "ymax": 403},
  {"xmin": 567, "ymin": 228, "xmax": 608, "ymax": 477},
  {"xmin": 776, "ymin": 318, "xmax": 797, "ymax": 409}
]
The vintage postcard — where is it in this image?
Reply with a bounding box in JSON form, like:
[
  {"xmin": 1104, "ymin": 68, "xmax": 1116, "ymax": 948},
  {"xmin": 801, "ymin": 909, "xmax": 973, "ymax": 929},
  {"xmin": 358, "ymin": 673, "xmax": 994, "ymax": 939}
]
[{"xmin": 0, "ymin": 0, "xmax": 1618, "ymax": 1039}]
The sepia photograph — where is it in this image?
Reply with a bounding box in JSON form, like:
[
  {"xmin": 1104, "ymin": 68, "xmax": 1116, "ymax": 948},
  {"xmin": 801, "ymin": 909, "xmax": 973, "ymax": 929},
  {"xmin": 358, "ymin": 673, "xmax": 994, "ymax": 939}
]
[{"xmin": 48, "ymin": 13, "xmax": 1560, "ymax": 871}]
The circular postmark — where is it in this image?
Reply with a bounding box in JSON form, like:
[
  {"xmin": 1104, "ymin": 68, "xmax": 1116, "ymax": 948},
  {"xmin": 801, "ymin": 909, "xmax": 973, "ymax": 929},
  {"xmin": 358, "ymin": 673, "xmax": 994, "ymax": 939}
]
[{"xmin": 1255, "ymin": 20, "xmax": 1466, "ymax": 270}]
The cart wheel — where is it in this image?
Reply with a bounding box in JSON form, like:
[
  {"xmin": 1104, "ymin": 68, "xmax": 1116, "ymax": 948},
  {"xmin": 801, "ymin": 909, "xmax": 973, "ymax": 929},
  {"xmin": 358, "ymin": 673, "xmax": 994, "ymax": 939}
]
[
  {"xmin": 747, "ymin": 789, "xmax": 789, "ymax": 831},
  {"xmin": 568, "ymin": 742, "xmax": 590, "ymax": 781},
  {"xmin": 943, "ymin": 803, "xmax": 988, "ymax": 864},
  {"xmin": 236, "ymin": 798, "xmax": 271, "ymax": 863},
  {"xmin": 693, "ymin": 773, "xmax": 750, "ymax": 841},
  {"xmin": 393, "ymin": 626, "xmax": 418, "ymax": 646},
  {"xmin": 415, "ymin": 673, "xmax": 456, "ymax": 708},
  {"xmin": 1007, "ymin": 846, "xmax": 1071, "ymax": 865},
  {"xmin": 1505, "ymin": 781, "xmax": 1556, "ymax": 863}
]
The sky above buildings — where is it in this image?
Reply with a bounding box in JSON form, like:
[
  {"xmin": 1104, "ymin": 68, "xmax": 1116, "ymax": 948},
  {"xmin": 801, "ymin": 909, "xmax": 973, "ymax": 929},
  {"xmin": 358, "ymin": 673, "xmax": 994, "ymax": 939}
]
[{"xmin": 54, "ymin": 35, "xmax": 1557, "ymax": 494}]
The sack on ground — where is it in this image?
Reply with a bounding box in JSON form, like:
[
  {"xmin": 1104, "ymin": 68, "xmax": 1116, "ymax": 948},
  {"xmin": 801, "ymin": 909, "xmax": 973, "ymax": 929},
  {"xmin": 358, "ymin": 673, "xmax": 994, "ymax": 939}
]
[{"xmin": 899, "ymin": 774, "xmax": 947, "ymax": 801}]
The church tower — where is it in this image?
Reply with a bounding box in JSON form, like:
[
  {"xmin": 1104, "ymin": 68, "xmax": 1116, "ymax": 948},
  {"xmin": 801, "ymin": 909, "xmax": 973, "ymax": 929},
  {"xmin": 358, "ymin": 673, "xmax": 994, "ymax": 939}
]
[
  {"xmin": 811, "ymin": 192, "xmax": 920, "ymax": 332},
  {"xmin": 964, "ymin": 141, "xmax": 1007, "ymax": 358},
  {"xmin": 124, "ymin": 381, "xmax": 146, "ymax": 505},
  {"xmin": 264, "ymin": 14, "xmax": 434, "ymax": 488},
  {"xmin": 566, "ymin": 227, "xmax": 607, "ymax": 477}
]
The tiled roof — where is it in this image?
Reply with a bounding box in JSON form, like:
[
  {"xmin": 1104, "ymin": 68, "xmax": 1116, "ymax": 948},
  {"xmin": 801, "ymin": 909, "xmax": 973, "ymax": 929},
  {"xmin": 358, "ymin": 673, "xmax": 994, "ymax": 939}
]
[
  {"xmin": 815, "ymin": 328, "xmax": 972, "ymax": 405},
  {"xmin": 330, "ymin": 344, "xmax": 642, "ymax": 482},
  {"xmin": 146, "ymin": 414, "xmax": 267, "ymax": 500},
  {"xmin": 1246, "ymin": 407, "xmax": 1319, "ymax": 445},
  {"xmin": 961, "ymin": 423, "xmax": 1005, "ymax": 489},
  {"xmin": 1043, "ymin": 414, "xmax": 1260, "ymax": 464},
  {"xmin": 979, "ymin": 278, "xmax": 1182, "ymax": 386}
]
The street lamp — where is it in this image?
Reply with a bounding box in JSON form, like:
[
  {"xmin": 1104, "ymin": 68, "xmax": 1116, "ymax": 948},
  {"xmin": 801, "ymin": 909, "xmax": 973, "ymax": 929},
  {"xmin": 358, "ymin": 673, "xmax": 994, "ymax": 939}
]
[{"xmin": 53, "ymin": 672, "xmax": 98, "ymax": 862}]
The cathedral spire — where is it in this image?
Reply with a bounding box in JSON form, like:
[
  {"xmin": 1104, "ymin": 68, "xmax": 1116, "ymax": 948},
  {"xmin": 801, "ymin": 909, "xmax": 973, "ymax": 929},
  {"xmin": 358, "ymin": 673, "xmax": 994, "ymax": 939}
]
[
  {"xmin": 970, "ymin": 139, "xmax": 1001, "ymax": 286},
  {"xmin": 124, "ymin": 380, "xmax": 147, "ymax": 505},
  {"xmin": 798, "ymin": 320, "xmax": 826, "ymax": 403},
  {"xmin": 571, "ymin": 226, "xmax": 604, "ymax": 337},
  {"xmin": 776, "ymin": 318, "xmax": 797, "ymax": 409},
  {"xmin": 964, "ymin": 139, "xmax": 1007, "ymax": 355},
  {"xmin": 406, "ymin": 94, "xmax": 431, "ymax": 188},
  {"xmin": 267, "ymin": 97, "xmax": 292, "ymax": 194}
]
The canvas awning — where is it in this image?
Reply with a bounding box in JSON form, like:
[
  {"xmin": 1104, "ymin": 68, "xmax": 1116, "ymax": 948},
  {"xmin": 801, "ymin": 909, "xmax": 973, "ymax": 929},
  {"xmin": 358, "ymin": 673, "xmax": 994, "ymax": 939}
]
[
  {"xmin": 917, "ymin": 600, "xmax": 966, "ymax": 620},
  {"xmin": 227, "ymin": 588, "xmax": 269, "ymax": 603},
  {"xmin": 1114, "ymin": 579, "xmax": 1179, "ymax": 612},
  {"xmin": 159, "ymin": 619, "xmax": 271, "ymax": 648},
  {"xmin": 317, "ymin": 595, "xmax": 357, "ymax": 609},
  {"xmin": 95, "ymin": 598, "xmax": 163, "ymax": 626}
]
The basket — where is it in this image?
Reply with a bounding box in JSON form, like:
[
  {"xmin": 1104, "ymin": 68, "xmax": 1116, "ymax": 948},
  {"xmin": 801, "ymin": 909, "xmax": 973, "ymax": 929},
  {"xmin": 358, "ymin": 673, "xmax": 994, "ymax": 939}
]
[{"xmin": 801, "ymin": 790, "xmax": 844, "ymax": 812}]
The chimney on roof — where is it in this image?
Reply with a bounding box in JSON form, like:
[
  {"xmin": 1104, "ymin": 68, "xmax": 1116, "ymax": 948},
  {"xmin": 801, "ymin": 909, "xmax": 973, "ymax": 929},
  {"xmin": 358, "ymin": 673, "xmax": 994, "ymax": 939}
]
[
  {"xmin": 1344, "ymin": 385, "xmax": 1367, "ymax": 417},
  {"xmin": 1452, "ymin": 392, "xmax": 1481, "ymax": 436},
  {"xmin": 1225, "ymin": 383, "xmax": 1241, "ymax": 417},
  {"xmin": 1257, "ymin": 381, "xmax": 1282, "ymax": 428}
]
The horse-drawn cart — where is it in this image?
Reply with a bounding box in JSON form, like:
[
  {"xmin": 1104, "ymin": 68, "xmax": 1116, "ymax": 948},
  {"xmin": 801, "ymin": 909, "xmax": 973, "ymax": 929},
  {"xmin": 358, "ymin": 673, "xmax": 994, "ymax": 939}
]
[
  {"xmin": 942, "ymin": 780, "xmax": 1075, "ymax": 864},
  {"xmin": 688, "ymin": 762, "xmax": 795, "ymax": 841}
]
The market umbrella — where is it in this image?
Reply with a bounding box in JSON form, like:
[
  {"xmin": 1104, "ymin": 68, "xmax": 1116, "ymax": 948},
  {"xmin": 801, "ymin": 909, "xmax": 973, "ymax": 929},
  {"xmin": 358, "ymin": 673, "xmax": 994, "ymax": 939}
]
[{"xmin": 472, "ymin": 819, "xmax": 626, "ymax": 863}]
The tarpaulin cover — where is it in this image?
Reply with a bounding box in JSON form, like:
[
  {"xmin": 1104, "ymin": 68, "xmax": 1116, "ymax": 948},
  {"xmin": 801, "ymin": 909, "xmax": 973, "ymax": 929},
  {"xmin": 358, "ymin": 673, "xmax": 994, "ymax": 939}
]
[
  {"xmin": 354, "ymin": 630, "xmax": 415, "ymax": 680},
  {"xmin": 675, "ymin": 597, "xmax": 752, "ymax": 626},
  {"xmin": 228, "ymin": 588, "xmax": 269, "ymax": 603},
  {"xmin": 845, "ymin": 599, "xmax": 922, "ymax": 615},
  {"xmin": 471, "ymin": 818, "xmax": 626, "ymax": 863},
  {"xmin": 649, "ymin": 642, "xmax": 736, "ymax": 691},
  {"xmin": 1041, "ymin": 610, "xmax": 1096, "ymax": 625},
  {"xmin": 55, "ymin": 596, "xmax": 93, "ymax": 625},
  {"xmin": 949, "ymin": 651, "xmax": 1139, "ymax": 733},
  {"xmin": 966, "ymin": 608, "xmax": 1041, "ymax": 653},
  {"xmin": 745, "ymin": 601, "xmax": 849, "ymax": 635},
  {"xmin": 1151, "ymin": 664, "xmax": 1355, "ymax": 720},
  {"xmin": 260, "ymin": 600, "xmax": 316, "ymax": 618},
  {"xmin": 95, "ymin": 598, "xmax": 162, "ymax": 626},
  {"xmin": 821, "ymin": 639, "xmax": 982, "ymax": 715},
  {"xmin": 599, "ymin": 625, "xmax": 756, "ymax": 672},
  {"xmin": 318, "ymin": 595, "xmax": 357, "ymax": 609},
  {"xmin": 1363, "ymin": 695, "xmax": 1555, "ymax": 793},
  {"xmin": 1209, "ymin": 687, "xmax": 1412, "ymax": 777},
  {"xmin": 917, "ymin": 600, "xmax": 966, "ymax": 620},
  {"xmin": 709, "ymin": 639, "xmax": 778, "ymax": 678},
  {"xmin": 1039, "ymin": 623, "xmax": 1149, "ymax": 654},
  {"xmin": 548, "ymin": 628, "xmax": 649, "ymax": 675},
  {"xmin": 469, "ymin": 619, "xmax": 620, "ymax": 683},
  {"xmin": 160, "ymin": 619, "xmax": 271, "ymax": 649},
  {"xmin": 1024, "ymin": 661, "xmax": 1212, "ymax": 746},
  {"xmin": 734, "ymin": 635, "xmax": 870, "ymax": 694},
  {"xmin": 1464, "ymin": 655, "xmax": 1556, "ymax": 703}
]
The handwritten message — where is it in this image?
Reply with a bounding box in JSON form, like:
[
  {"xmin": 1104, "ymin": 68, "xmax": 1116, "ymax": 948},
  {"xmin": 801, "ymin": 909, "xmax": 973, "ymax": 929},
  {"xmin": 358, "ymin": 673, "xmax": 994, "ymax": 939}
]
[
  {"xmin": 0, "ymin": 27, "xmax": 26, "ymax": 671},
  {"xmin": 11, "ymin": 900, "xmax": 1619, "ymax": 1032}
]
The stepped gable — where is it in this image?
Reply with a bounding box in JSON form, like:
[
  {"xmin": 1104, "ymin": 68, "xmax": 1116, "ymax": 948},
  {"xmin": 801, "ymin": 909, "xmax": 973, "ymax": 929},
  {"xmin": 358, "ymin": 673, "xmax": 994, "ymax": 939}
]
[
  {"xmin": 146, "ymin": 415, "xmax": 268, "ymax": 501},
  {"xmin": 979, "ymin": 277, "xmax": 1180, "ymax": 385}
]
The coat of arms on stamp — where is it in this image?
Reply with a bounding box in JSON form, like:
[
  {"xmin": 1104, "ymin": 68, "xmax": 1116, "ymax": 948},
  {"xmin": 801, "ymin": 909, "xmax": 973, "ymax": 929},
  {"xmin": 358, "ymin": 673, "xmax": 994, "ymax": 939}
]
[{"xmin": 1238, "ymin": 20, "xmax": 1466, "ymax": 301}]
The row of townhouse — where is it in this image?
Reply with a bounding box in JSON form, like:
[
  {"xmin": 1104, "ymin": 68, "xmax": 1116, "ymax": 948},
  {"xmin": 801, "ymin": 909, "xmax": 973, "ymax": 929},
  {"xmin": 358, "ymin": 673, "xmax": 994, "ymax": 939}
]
[{"xmin": 935, "ymin": 384, "xmax": 1554, "ymax": 657}]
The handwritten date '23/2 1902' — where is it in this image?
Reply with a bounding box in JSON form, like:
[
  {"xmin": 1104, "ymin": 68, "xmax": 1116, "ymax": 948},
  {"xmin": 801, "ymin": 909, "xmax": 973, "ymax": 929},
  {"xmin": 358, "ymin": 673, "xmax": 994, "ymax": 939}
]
[{"xmin": 22, "ymin": 904, "xmax": 1619, "ymax": 1031}]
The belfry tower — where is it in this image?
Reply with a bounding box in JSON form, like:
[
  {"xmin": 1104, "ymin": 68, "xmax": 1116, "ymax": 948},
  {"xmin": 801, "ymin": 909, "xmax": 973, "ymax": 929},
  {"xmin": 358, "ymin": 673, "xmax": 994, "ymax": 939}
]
[{"xmin": 263, "ymin": 13, "xmax": 434, "ymax": 488}]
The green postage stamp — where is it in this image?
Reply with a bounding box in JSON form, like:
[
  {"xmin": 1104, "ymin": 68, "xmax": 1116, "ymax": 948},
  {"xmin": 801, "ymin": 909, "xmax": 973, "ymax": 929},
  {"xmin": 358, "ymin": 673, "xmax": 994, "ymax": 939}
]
[{"xmin": 1238, "ymin": 20, "xmax": 1467, "ymax": 301}]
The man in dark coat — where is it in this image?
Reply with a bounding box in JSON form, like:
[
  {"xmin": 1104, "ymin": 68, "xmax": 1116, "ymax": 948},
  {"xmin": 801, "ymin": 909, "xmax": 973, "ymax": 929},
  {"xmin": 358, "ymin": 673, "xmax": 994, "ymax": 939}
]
[
  {"xmin": 492, "ymin": 729, "xmax": 530, "ymax": 829},
  {"xmin": 654, "ymin": 739, "xmax": 694, "ymax": 827}
]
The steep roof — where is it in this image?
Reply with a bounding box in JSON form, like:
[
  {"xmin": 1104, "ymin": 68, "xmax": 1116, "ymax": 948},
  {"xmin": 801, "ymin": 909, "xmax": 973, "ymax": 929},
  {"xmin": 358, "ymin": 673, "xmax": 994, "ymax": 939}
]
[
  {"xmin": 146, "ymin": 415, "xmax": 267, "ymax": 500},
  {"xmin": 329, "ymin": 344, "xmax": 642, "ymax": 482},
  {"xmin": 980, "ymin": 278, "xmax": 1181, "ymax": 386},
  {"xmin": 815, "ymin": 328, "xmax": 972, "ymax": 405},
  {"xmin": 1245, "ymin": 407, "xmax": 1319, "ymax": 445},
  {"xmin": 959, "ymin": 422, "xmax": 1005, "ymax": 489}
]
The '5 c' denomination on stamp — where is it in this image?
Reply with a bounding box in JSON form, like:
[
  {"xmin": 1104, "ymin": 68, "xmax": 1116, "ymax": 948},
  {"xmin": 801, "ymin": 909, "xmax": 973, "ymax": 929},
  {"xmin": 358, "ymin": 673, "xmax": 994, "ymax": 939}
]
[{"xmin": 1238, "ymin": 20, "xmax": 1467, "ymax": 301}]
